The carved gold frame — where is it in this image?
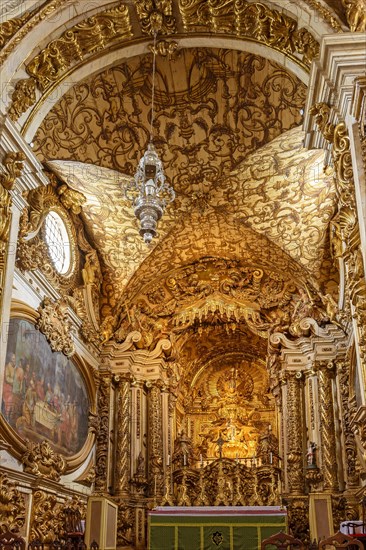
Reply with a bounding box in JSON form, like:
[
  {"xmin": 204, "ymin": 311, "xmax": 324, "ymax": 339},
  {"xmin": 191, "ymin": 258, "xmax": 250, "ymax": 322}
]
[
  {"xmin": 0, "ymin": 299, "xmax": 96, "ymax": 473},
  {"xmin": 41, "ymin": 203, "xmax": 78, "ymax": 282}
]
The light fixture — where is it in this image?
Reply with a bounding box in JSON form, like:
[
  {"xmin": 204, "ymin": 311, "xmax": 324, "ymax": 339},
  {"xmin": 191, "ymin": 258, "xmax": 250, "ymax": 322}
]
[{"xmin": 125, "ymin": 30, "xmax": 175, "ymax": 245}]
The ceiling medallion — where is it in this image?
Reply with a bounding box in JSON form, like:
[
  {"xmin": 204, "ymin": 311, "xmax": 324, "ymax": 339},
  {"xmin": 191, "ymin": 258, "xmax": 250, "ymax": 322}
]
[{"xmin": 125, "ymin": 30, "xmax": 175, "ymax": 245}]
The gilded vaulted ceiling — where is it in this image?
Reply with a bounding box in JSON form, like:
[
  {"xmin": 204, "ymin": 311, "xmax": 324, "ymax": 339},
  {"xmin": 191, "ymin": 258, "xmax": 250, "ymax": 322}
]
[
  {"xmin": 34, "ymin": 49, "xmax": 306, "ymax": 183},
  {"xmin": 1, "ymin": 0, "xmax": 354, "ymax": 375}
]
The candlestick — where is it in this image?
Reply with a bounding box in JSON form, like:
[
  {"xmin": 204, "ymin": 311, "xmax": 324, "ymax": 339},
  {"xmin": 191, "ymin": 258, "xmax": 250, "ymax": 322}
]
[
  {"xmin": 270, "ymin": 452, "xmax": 273, "ymax": 464},
  {"xmin": 200, "ymin": 454, "xmax": 203, "ymax": 465},
  {"xmin": 183, "ymin": 453, "xmax": 186, "ymax": 466},
  {"xmin": 167, "ymin": 454, "xmax": 170, "ymax": 466}
]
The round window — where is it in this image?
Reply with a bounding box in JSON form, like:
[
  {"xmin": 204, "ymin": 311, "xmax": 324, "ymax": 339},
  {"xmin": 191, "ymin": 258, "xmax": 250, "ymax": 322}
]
[{"xmin": 44, "ymin": 210, "xmax": 71, "ymax": 274}]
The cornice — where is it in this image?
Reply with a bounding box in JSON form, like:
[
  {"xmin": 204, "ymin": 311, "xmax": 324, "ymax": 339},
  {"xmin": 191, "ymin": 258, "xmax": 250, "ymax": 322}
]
[{"xmin": 304, "ymin": 32, "xmax": 366, "ymax": 150}]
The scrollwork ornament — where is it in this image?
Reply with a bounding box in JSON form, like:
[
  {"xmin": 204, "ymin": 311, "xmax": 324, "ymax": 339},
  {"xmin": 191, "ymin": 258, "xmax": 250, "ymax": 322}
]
[
  {"xmin": 8, "ymin": 78, "xmax": 37, "ymax": 121},
  {"xmin": 342, "ymin": 0, "xmax": 366, "ymax": 32},
  {"xmin": 26, "ymin": 3, "xmax": 132, "ymax": 91},
  {"xmin": 0, "ymin": 471, "xmax": 26, "ymax": 533},
  {"xmin": 30, "ymin": 490, "xmax": 64, "ymax": 542},
  {"xmin": 94, "ymin": 374, "xmax": 111, "ymax": 494},
  {"xmin": 0, "ymin": 10, "xmax": 32, "ymax": 49},
  {"xmin": 36, "ymin": 297, "xmax": 75, "ymax": 356},
  {"xmin": 135, "ymin": 0, "xmax": 177, "ymax": 34},
  {"xmin": 0, "ymin": 152, "xmax": 25, "ymax": 191},
  {"xmin": 178, "ymin": 0, "xmax": 319, "ymax": 68},
  {"xmin": 22, "ymin": 440, "xmax": 66, "ymax": 481}
]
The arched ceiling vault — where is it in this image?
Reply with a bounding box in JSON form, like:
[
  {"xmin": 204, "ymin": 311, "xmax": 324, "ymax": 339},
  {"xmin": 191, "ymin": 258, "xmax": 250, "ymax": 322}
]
[{"xmin": 0, "ymin": 0, "xmax": 350, "ymax": 379}]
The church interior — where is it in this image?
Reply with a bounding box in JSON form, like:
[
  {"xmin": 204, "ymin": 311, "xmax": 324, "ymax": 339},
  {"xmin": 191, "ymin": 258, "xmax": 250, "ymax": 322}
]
[{"xmin": 0, "ymin": 0, "xmax": 366, "ymax": 548}]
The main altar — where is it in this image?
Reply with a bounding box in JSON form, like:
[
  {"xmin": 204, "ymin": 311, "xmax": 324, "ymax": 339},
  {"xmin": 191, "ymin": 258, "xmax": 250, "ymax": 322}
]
[{"xmin": 148, "ymin": 506, "xmax": 287, "ymax": 550}]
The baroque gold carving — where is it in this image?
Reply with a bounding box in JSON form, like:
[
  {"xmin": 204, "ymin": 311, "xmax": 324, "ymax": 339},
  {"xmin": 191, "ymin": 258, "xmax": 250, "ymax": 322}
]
[
  {"xmin": 40, "ymin": 52, "xmax": 310, "ymax": 319},
  {"xmin": 148, "ymin": 383, "xmax": 164, "ymax": 496},
  {"xmin": 8, "ymin": 78, "xmax": 37, "ymax": 121},
  {"xmin": 318, "ymin": 361, "xmax": 338, "ymax": 491},
  {"xmin": 286, "ymin": 373, "xmax": 304, "ymax": 494},
  {"xmin": 0, "ymin": 10, "xmax": 32, "ymax": 50},
  {"xmin": 0, "ymin": 152, "xmax": 25, "ymax": 191},
  {"xmin": 94, "ymin": 373, "xmax": 111, "ymax": 494},
  {"xmin": 26, "ymin": 3, "xmax": 133, "ymax": 91},
  {"xmin": 342, "ymin": 0, "xmax": 366, "ymax": 31},
  {"xmin": 0, "ymin": 471, "xmax": 25, "ymax": 533},
  {"xmin": 30, "ymin": 490, "xmax": 64, "ymax": 542},
  {"xmin": 149, "ymin": 39, "xmax": 178, "ymax": 58},
  {"xmin": 56, "ymin": 184, "xmax": 86, "ymax": 215},
  {"xmin": 337, "ymin": 355, "xmax": 359, "ymax": 487},
  {"xmin": 22, "ymin": 440, "xmax": 66, "ymax": 481},
  {"xmin": 178, "ymin": 0, "xmax": 319, "ymax": 68},
  {"xmin": 135, "ymin": 0, "xmax": 176, "ymax": 34},
  {"xmin": 36, "ymin": 297, "xmax": 75, "ymax": 357},
  {"xmin": 114, "ymin": 376, "xmax": 131, "ymax": 494},
  {"xmin": 301, "ymin": 0, "xmax": 342, "ymax": 31},
  {"xmin": 0, "ymin": 1, "xmax": 81, "ymax": 65}
]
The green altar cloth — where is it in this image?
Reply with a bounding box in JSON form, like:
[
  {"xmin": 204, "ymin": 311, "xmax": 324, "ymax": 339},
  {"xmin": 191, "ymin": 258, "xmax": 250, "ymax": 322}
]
[{"xmin": 148, "ymin": 506, "xmax": 287, "ymax": 550}]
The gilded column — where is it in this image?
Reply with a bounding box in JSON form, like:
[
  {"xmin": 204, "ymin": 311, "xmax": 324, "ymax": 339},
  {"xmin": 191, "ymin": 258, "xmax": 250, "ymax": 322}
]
[
  {"xmin": 285, "ymin": 372, "xmax": 304, "ymax": 494},
  {"xmin": 317, "ymin": 361, "xmax": 338, "ymax": 491},
  {"xmin": 147, "ymin": 381, "xmax": 164, "ymax": 496},
  {"xmin": 94, "ymin": 372, "xmax": 112, "ymax": 494},
  {"xmin": 114, "ymin": 375, "xmax": 131, "ymax": 495},
  {"xmin": 336, "ymin": 356, "xmax": 359, "ymax": 489}
]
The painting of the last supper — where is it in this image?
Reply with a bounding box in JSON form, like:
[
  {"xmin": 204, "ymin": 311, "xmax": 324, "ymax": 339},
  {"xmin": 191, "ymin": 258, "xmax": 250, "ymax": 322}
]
[{"xmin": 2, "ymin": 318, "xmax": 89, "ymax": 456}]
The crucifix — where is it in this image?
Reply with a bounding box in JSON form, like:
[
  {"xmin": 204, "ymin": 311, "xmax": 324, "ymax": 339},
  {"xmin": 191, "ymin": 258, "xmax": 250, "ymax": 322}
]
[{"xmin": 216, "ymin": 433, "xmax": 226, "ymax": 459}]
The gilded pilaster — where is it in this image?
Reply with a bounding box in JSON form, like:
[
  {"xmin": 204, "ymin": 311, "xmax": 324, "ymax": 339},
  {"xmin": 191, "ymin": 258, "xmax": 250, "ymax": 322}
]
[
  {"xmin": 94, "ymin": 372, "xmax": 112, "ymax": 494},
  {"xmin": 114, "ymin": 375, "xmax": 131, "ymax": 496},
  {"xmin": 317, "ymin": 361, "xmax": 338, "ymax": 491},
  {"xmin": 147, "ymin": 382, "xmax": 164, "ymax": 497},
  {"xmin": 285, "ymin": 372, "xmax": 304, "ymax": 494},
  {"xmin": 336, "ymin": 356, "xmax": 359, "ymax": 488}
]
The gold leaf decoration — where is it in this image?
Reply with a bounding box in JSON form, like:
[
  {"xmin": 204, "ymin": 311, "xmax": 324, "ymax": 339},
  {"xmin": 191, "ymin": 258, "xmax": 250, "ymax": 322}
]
[
  {"xmin": 22, "ymin": 440, "xmax": 66, "ymax": 481},
  {"xmin": 178, "ymin": 0, "xmax": 319, "ymax": 68},
  {"xmin": 0, "ymin": 471, "xmax": 25, "ymax": 533},
  {"xmin": 342, "ymin": 0, "xmax": 366, "ymax": 31},
  {"xmin": 36, "ymin": 297, "xmax": 75, "ymax": 357},
  {"xmin": 135, "ymin": 0, "xmax": 177, "ymax": 34},
  {"xmin": 0, "ymin": 10, "xmax": 32, "ymax": 50},
  {"xmin": 8, "ymin": 78, "xmax": 37, "ymax": 121},
  {"xmin": 26, "ymin": 3, "xmax": 133, "ymax": 91}
]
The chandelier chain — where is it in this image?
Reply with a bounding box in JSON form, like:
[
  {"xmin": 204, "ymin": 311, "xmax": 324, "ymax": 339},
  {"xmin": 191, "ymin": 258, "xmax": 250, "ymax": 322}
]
[{"xmin": 150, "ymin": 31, "xmax": 158, "ymax": 142}]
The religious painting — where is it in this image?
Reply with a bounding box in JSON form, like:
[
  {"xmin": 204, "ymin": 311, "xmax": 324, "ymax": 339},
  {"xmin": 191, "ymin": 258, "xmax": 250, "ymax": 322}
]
[{"xmin": 2, "ymin": 318, "xmax": 89, "ymax": 457}]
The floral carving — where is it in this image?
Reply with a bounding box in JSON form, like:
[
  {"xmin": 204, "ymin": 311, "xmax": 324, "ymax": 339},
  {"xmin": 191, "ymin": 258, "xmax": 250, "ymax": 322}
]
[
  {"xmin": 0, "ymin": 152, "xmax": 25, "ymax": 191},
  {"xmin": 36, "ymin": 297, "xmax": 75, "ymax": 356},
  {"xmin": 135, "ymin": 0, "xmax": 176, "ymax": 34},
  {"xmin": 22, "ymin": 440, "xmax": 66, "ymax": 481},
  {"xmin": 30, "ymin": 490, "xmax": 64, "ymax": 542},
  {"xmin": 0, "ymin": 10, "xmax": 32, "ymax": 49},
  {"xmin": 0, "ymin": 471, "xmax": 25, "ymax": 533},
  {"xmin": 8, "ymin": 78, "xmax": 37, "ymax": 121},
  {"xmin": 26, "ymin": 3, "xmax": 132, "ymax": 91}
]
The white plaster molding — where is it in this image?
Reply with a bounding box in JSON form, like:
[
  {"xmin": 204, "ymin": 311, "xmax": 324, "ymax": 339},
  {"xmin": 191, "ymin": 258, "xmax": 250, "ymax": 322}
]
[{"xmin": 304, "ymin": 33, "xmax": 366, "ymax": 150}]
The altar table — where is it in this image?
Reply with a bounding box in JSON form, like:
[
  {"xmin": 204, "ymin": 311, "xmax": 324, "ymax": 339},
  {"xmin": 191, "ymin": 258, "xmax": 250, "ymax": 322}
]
[{"xmin": 148, "ymin": 506, "xmax": 287, "ymax": 550}]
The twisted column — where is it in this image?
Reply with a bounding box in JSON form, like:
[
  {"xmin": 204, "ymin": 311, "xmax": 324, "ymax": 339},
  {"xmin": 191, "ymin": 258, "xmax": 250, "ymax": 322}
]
[
  {"xmin": 318, "ymin": 361, "xmax": 338, "ymax": 491},
  {"xmin": 114, "ymin": 375, "xmax": 131, "ymax": 495},
  {"xmin": 285, "ymin": 372, "xmax": 305, "ymax": 494},
  {"xmin": 94, "ymin": 372, "xmax": 112, "ymax": 494}
]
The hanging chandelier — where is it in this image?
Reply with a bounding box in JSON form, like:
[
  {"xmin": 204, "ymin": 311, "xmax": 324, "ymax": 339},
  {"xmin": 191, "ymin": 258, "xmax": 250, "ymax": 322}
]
[{"xmin": 125, "ymin": 31, "xmax": 175, "ymax": 245}]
